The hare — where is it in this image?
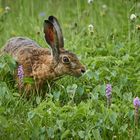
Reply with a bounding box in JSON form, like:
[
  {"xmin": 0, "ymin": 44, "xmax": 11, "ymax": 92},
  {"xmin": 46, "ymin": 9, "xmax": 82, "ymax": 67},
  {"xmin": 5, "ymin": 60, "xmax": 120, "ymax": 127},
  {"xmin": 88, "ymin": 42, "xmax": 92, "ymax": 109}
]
[{"xmin": 3, "ymin": 16, "xmax": 86, "ymax": 91}]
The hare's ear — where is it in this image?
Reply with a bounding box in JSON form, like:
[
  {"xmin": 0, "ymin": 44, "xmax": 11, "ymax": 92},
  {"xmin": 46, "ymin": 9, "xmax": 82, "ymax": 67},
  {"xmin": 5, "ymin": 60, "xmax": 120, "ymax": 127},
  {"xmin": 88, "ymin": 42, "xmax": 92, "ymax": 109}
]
[
  {"xmin": 48, "ymin": 16, "xmax": 64, "ymax": 48},
  {"xmin": 44, "ymin": 20, "xmax": 59, "ymax": 60}
]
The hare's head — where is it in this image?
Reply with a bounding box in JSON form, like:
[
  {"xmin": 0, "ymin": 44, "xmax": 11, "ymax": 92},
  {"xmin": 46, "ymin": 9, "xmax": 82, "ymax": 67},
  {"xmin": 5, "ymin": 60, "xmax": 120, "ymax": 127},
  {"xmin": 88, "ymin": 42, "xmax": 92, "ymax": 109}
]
[{"xmin": 44, "ymin": 16, "xmax": 86, "ymax": 77}]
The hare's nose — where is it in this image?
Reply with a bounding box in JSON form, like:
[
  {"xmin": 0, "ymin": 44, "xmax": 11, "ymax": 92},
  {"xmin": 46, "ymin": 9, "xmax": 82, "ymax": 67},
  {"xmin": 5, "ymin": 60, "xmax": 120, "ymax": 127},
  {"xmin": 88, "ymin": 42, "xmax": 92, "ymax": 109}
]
[{"xmin": 81, "ymin": 67, "xmax": 86, "ymax": 73}]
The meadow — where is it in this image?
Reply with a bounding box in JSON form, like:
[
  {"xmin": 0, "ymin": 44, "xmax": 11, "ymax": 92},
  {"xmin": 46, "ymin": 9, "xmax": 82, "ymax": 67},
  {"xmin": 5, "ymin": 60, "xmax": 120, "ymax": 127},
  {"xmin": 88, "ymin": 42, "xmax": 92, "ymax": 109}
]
[{"xmin": 0, "ymin": 0, "xmax": 140, "ymax": 139}]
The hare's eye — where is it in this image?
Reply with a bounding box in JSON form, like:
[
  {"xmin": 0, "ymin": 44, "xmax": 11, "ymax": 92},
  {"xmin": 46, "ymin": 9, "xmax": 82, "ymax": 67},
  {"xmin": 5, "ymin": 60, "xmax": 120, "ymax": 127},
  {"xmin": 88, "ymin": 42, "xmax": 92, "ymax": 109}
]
[{"xmin": 62, "ymin": 56, "xmax": 70, "ymax": 63}]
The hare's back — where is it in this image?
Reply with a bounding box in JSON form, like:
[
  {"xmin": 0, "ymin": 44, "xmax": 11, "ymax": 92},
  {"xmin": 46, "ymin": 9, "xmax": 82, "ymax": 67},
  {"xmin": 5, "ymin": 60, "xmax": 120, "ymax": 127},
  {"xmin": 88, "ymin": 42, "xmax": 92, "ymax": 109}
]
[{"xmin": 3, "ymin": 37, "xmax": 41, "ymax": 55}]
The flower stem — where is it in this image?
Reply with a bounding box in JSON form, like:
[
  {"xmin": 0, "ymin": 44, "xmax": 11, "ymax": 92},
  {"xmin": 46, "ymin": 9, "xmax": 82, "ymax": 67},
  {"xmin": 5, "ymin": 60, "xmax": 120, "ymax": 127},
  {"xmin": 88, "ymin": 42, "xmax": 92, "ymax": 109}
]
[
  {"xmin": 107, "ymin": 95, "xmax": 111, "ymax": 108},
  {"xmin": 134, "ymin": 106, "xmax": 139, "ymax": 127}
]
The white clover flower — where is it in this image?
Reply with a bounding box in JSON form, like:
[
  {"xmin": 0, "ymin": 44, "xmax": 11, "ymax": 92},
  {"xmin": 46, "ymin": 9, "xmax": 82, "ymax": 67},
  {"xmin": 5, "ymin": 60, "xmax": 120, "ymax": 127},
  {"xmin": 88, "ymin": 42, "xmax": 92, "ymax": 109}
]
[
  {"xmin": 5, "ymin": 6, "xmax": 10, "ymax": 12},
  {"xmin": 88, "ymin": 24, "xmax": 94, "ymax": 33},
  {"xmin": 88, "ymin": 0, "xmax": 94, "ymax": 4},
  {"xmin": 102, "ymin": 4, "xmax": 107, "ymax": 10},
  {"xmin": 130, "ymin": 14, "xmax": 137, "ymax": 21}
]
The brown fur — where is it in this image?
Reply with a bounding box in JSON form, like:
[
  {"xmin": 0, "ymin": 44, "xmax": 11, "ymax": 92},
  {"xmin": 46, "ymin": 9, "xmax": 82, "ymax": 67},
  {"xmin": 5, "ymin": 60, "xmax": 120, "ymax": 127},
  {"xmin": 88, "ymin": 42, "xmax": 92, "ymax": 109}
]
[
  {"xmin": 2, "ymin": 16, "xmax": 86, "ymax": 92},
  {"xmin": 3, "ymin": 37, "xmax": 85, "ymax": 91}
]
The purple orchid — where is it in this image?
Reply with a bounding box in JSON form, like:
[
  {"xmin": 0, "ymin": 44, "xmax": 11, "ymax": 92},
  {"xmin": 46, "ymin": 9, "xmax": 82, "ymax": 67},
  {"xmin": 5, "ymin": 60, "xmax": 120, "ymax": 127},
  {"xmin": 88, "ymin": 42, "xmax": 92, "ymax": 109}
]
[
  {"xmin": 106, "ymin": 84, "xmax": 112, "ymax": 107},
  {"xmin": 133, "ymin": 97, "xmax": 140, "ymax": 107},
  {"xmin": 17, "ymin": 65, "xmax": 24, "ymax": 88},
  {"xmin": 133, "ymin": 97, "xmax": 140, "ymax": 127},
  {"xmin": 106, "ymin": 84, "xmax": 112, "ymax": 98}
]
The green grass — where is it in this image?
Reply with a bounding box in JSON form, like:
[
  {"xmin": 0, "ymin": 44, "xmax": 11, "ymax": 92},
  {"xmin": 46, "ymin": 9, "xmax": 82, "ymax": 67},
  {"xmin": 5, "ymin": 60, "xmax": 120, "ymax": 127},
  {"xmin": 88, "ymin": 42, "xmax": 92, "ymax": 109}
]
[{"xmin": 0, "ymin": 0, "xmax": 140, "ymax": 139}]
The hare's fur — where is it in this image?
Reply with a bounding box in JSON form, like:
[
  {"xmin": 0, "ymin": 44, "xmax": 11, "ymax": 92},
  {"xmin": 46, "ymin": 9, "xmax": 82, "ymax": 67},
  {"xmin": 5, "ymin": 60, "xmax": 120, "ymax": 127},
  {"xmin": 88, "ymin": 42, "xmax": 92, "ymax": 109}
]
[{"xmin": 3, "ymin": 16, "xmax": 85, "ymax": 91}]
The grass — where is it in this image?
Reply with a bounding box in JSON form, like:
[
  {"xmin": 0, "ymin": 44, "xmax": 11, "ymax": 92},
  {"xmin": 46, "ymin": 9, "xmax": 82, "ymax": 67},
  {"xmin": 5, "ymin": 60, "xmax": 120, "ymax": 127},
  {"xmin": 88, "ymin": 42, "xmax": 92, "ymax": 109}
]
[{"xmin": 0, "ymin": 0, "xmax": 140, "ymax": 139}]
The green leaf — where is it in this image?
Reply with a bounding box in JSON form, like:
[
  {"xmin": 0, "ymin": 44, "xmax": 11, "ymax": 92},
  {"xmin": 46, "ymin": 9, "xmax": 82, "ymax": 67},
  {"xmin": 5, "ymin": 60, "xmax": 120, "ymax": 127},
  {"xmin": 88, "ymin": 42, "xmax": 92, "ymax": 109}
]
[
  {"xmin": 0, "ymin": 82, "xmax": 12, "ymax": 100},
  {"xmin": 40, "ymin": 126, "xmax": 46, "ymax": 134},
  {"xmin": 53, "ymin": 91, "xmax": 61, "ymax": 101},
  {"xmin": 36, "ymin": 96, "xmax": 41, "ymax": 105},
  {"xmin": 56, "ymin": 119, "xmax": 64, "ymax": 130},
  {"xmin": 92, "ymin": 129, "xmax": 102, "ymax": 140},
  {"xmin": 0, "ymin": 115, "xmax": 8, "ymax": 128},
  {"xmin": 123, "ymin": 92, "xmax": 132, "ymax": 102},
  {"xmin": 78, "ymin": 130, "xmax": 85, "ymax": 139},
  {"xmin": 92, "ymin": 92, "xmax": 99, "ymax": 100},
  {"xmin": 127, "ymin": 110, "xmax": 134, "ymax": 120},
  {"xmin": 66, "ymin": 84, "xmax": 77, "ymax": 94},
  {"xmin": 27, "ymin": 111, "xmax": 35, "ymax": 120},
  {"xmin": 77, "ymin": 86, "xmax": 84, "ymax": 96},
  {"xmin": 13, "ymin": 92, "xmax": 20, "ymax": 97},
  {"xmin": 111, "ymin": 70, "xmax": 117, "ymax": 77},
  {"xmin": 119, "ymin": 124, "xmax": 128, "ymax": 133},
  {"xmin": 0, "ymin": 63, "xmax": 5, "ymax": 69},
  {"xmin": 61, "ymin": 129, "xmax": 70, "ymax": 140},
  {"xmin": 93, "ymin": 71, "xmax": 99, "ymax": 81},
  {"xmin": 99, "ymin": 84, "xmax": 106, "ymax": 96},
  {"xmin": 86, "ymin": 70, "xmax": 94, "ymax": 79},
  {"xmin": 47, "ymin": 127, "xmax": 54, "ymax": 138},
  {"xmin": 109, "ymin": 111, "xmax": 117, "ymax": 124},
  {"xmin": 113, "ymin": 86, "xmax": 121, "ymax": 97}
]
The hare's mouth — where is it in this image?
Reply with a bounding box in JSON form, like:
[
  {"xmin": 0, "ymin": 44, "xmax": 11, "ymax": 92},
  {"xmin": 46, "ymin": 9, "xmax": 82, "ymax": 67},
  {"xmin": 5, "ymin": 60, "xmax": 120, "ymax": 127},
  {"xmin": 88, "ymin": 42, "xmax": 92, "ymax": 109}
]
[{"xmin": 70, "ymin": 70, "xmax": 85, "ymax": 77}]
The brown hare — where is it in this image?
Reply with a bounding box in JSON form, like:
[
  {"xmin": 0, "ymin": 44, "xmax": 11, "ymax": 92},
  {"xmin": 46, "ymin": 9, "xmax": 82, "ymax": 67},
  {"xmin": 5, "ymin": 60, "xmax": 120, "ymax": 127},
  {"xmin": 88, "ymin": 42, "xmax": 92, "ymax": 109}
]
[{"xmin": 3, "ymin": 16, "xmax": 86, "ymax": 91}]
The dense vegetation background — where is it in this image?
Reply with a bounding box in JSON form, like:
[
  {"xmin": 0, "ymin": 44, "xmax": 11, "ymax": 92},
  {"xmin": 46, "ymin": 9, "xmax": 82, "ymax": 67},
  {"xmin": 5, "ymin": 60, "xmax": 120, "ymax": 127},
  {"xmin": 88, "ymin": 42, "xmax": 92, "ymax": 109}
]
[{"xmin": 0, "ymin": 0, "xmax": 140, "ymax": 139}]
